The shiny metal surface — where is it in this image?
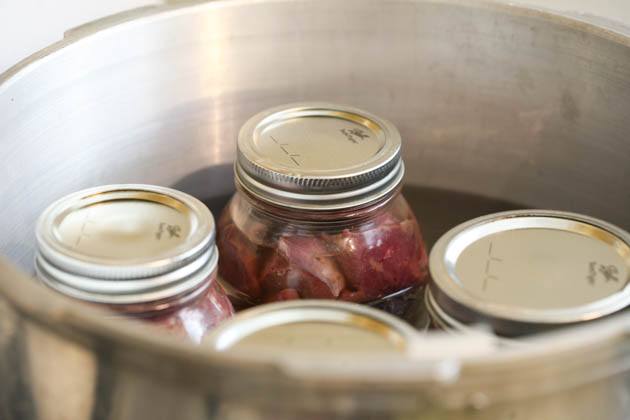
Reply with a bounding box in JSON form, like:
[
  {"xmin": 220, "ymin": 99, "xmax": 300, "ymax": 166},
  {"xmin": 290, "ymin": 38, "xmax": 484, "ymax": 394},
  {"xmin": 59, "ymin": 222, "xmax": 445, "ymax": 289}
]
[
  {"xmin": 429, "ymin": 210, "xmax": 630, "ymax": 333},
  {"xmin": 236, "ymin": 102, "xmax": 404, "ymax": 210},
  {"xmin": 1, "ymin": 1, "xmax": 630, "ymax": 419}
]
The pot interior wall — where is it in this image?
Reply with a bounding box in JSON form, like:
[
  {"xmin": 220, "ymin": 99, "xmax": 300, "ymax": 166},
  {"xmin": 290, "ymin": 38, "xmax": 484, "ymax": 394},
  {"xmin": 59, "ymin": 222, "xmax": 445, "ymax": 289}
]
[{"xmin": 1, "ymin": 0, "xmax": 629, "ymax": 270}]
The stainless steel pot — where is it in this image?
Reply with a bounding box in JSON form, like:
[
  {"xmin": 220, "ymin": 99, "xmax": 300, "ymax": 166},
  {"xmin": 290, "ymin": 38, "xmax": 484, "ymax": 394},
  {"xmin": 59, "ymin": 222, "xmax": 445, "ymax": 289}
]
[{"xmin": 1, "ymin": 1, "xmax": 629, "ymax": 419}]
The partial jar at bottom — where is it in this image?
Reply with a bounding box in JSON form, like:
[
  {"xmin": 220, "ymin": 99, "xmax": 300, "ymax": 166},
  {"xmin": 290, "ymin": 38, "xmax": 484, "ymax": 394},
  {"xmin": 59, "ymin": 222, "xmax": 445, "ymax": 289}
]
[{"xmin": 217, "ymin": 190, "xmax": 429, "ymax": 321}]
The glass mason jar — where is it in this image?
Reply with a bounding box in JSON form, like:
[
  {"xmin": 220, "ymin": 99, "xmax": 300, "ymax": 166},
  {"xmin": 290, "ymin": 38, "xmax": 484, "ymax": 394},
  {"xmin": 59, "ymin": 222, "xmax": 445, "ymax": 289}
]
[
  {"xmin": 427, "ymin": 210, "xmax": 630, "ymax": 338},
  {"xmin": 35, "ymin": 184, "xmax": 234, "ymax": 343},
  {"xmin": 217, "ymin": 103, "xmax": 429, "ymax": 319}
]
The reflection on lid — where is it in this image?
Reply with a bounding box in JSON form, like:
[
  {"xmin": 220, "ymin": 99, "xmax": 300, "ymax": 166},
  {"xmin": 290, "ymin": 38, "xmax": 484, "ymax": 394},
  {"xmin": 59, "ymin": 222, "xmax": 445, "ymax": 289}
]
[
  {"xmin": 55, "ymin": 198, "xmax": 192, "ymax": 261},
  {"xmin": 456, "ymin": 228, "xmax": 628, "ymax": 309}
]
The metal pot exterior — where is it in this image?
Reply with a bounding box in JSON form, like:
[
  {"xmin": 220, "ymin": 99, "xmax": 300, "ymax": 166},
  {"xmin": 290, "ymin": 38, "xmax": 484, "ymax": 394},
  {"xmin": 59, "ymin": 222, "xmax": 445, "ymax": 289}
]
[{"xmin": 1, "ymin": 1, "xmax": 629, "ymax": 419}]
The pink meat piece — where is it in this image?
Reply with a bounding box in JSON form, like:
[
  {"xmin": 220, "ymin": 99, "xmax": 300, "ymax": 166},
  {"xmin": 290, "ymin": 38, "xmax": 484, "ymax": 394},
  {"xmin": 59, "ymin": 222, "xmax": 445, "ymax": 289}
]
[
  {"xmin": 264, "ymin": 288, "xmax": 300, "ymax": 302},
  {"xmin": 259, "ymin": 251, "xmax": 291, "ymax": 293},
  {"xmin": 216, "ymin": 222, "xmax": 262, "ymax": 300},
  {"xmin": 276, "ymin": 235, "xmax": 345, "ymax": 297},
  {"xmin": 333, "ymin": 211, "xmax": 428, "ymax": 302},
  {"xmin": 259, "ymin": 245, "xmax": 337, "ymax": 300}
]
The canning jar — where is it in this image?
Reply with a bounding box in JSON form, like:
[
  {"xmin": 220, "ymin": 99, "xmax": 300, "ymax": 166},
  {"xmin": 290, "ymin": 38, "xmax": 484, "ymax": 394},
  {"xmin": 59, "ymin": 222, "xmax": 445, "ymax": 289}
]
[
  {"xmin": 207, "ymin": 300, "xmax": 419, "ymax": 356},
  {"xmin": 217, "ymin": 103, "xmax": 429, "ymax": 316},
  {"xmin": 428, "ymin": 210, "xmax": 630, "ymax": 338},
  {"xmin": 35, "ymin": 184, "xmax": 234, "ymax": 343}
]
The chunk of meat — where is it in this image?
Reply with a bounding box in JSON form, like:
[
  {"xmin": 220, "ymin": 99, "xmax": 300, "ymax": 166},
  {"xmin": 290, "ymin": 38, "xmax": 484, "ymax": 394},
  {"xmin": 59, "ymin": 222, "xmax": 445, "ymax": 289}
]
[
  {"xmin": 277, "ymin": 235, "xmax": 345, "ymax": 297},
  {"xmin": 216, "ymin": 221, "xmax": 262, "ymax": 300},
  {"xmin": 333, "ymin": 212, "xmax": 428, "ymax": 302},
  {"xmin": 264, "ymin": 288, "xmax": 300, "ymax": 302},
  {"xmin": 258, "ymin": 250, "xmax": 291, "ymax": 294},
  {"xmin": 259, "ymin": 237, "xmax": 341, "ymax": 300}
]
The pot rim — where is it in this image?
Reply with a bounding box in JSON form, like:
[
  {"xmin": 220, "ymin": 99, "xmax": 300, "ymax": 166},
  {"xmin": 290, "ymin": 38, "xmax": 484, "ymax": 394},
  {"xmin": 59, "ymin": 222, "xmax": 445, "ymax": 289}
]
[{"xmin": 0, "ymin": 0, "xmax": 629, "ymax": 406}]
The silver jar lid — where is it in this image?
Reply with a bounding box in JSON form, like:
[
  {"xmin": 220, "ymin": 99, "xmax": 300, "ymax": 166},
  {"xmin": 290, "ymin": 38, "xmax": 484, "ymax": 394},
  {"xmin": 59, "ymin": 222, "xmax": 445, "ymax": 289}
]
[
  {"xmin": 236, "ymin": 102, "xmax": 404, "ymax": 210},
  {"xmin": 429, "ymin": 210, "xmax": 630, "ymax": 336},
  {"xmin": 206, "ymin": 300, "xmax": 418, "ymax": 355},
  {"xmin": 35, "ymin": 184, "xmax": 218, "ymax": 304}
]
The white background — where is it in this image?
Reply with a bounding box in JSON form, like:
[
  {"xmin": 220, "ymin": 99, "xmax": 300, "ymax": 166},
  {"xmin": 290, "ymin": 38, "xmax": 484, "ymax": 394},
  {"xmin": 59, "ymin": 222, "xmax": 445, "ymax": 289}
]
[{"xmin": 1, "ymin": 0, "xmax": 630, "ymax": 74}]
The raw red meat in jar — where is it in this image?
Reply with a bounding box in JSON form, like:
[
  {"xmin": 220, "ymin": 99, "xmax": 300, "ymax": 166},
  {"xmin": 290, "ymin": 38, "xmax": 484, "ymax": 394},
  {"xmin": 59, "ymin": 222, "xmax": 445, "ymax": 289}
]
[
  {"xmin": 217, "ymin": 103, "xmax": 429, "ymax": 318},
  {"xmin": 35, "ymin": 184, "xmax": 234, "ymax": 343}
]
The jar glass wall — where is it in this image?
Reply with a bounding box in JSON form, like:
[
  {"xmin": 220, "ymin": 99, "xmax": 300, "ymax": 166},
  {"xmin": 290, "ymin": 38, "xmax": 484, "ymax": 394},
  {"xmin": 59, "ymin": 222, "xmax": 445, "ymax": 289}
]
[
  {"xmin": 217, "ymin": 188, "xmax": 429, "ymax": 313},
  {"xmin": 122, "ymin": 270, "xmax": 234, "ymax": 343}
]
